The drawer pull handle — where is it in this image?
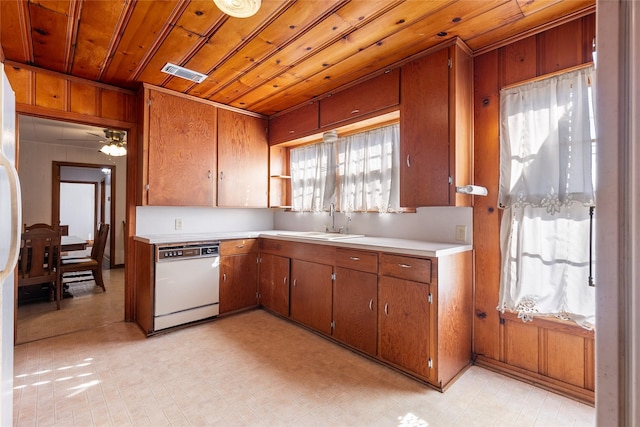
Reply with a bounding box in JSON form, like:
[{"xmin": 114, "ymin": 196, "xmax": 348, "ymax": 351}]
[
  {"xmin": 236, "ymin": 244, "xmax": 245, "ymax": 249},
  {"xmin": 283, "ymin": 276, "xmax": 287, "ymax": 285},
  {"xmin": 350, "ymin": 109, "xmax": 360, "ymax": 115},
  {"xmin": 293, "ymin": 278, "xmax": 297, "ymax": 287},
  {"xmin": 223, "ymin": 273, "xmax": 227, "ymax": 282},
  {"xmin": 369, "ymin": 299, "xmax": 373, "ymax": 311},
  {"xmin": 349, "ymin": 256, "xmax": 360, "ymax": 261},
  {"xmin": 398, "ymin": 263, "xmax": 412, "ymax": 268},
  {"xmin": 406, "ymin": 154, "xmax": 411, "ymax": 168},
  {"xmin": 384, "ymin": 303, "xmax": 389, "ymax": 316}
]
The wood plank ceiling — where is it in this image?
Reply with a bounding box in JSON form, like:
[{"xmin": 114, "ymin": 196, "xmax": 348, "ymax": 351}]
[{"xmin": 1, "ymin": 0, "xmax": 595, "ymax": 117}]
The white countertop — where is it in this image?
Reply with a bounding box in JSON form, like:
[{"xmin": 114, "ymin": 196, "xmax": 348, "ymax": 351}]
[{"xmin": 135, "ymin": 230, "xmax": 472, "ymax": 258}]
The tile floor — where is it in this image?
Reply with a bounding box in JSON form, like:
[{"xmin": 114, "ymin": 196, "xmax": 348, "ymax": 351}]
[
  {"xmin": 14, "ymin": 306, "xmax": 596, "ymax": 426},
  {"xmin": 16, "ymin": 268, "xmax": 125, "ymax": 344}
]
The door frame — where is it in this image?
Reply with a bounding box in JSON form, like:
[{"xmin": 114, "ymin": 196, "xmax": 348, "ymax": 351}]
[{"xmin": 52, "ymin": 161, "xmax": 117, "ymax": 267}]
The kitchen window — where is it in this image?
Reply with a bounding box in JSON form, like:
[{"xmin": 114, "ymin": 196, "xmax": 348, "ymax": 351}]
[
  {"xmin": 290, "ymin": 123, "xmax": 400, "ymax": 213},
  {"xmin": 498, "ymin": 66, "xmax": 596, "ymax": 329}
]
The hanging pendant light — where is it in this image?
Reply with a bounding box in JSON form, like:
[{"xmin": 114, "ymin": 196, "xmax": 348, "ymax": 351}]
[{"xmin": 213, "ymin": 0, "xmax": 261, "ymax": 18}]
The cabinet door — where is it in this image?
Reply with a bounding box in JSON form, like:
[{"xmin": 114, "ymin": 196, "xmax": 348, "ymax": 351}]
[
  {"xmin": 217, "ymin": 109, "xmax": 268, "ymax": 207},
  {"xmin": 400, "ymin": 48, "xmax": 450, "ymax": 207},
  {"xmin": 319, "ymin": 69, "xmax": 400, "ymax": 128},
  {"xmin": 258, "ymin": 253, "xmax": 290, "ymax": 317},
  {"xmin": 147, "ymin": 90, "xmax": 216, "ymax": 206},
  {"xmin": 290, "ymin": 259, "xmax": 333, "ymax": 334},
  {"xmin": 220, "ymin": 254, "xmax": 258, "ymax": 314},
  {"xmin": 268, "ymin": 102, "xmax": 319, "ymax": 145},
  {"xmin": 333, "ymin": 267, "xmax": 377, "ymax": 355},
  {"xmin": 378, "ymin": 276, "xmax": 431, "ymax": 379}
]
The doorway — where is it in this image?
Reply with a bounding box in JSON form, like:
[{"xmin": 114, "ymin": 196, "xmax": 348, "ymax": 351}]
[
  {"xmin": 16, "ymin": 115, "xmax": 127, "ymax": 344},
  {"xmin": 52, "ymin": 162, "xmax": 117, "ymax": 268}
]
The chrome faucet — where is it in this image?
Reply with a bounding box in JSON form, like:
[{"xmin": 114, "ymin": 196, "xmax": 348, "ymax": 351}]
[{"xmin": 326, "ymin": 203, "xmax": 341, "ymax": 233}]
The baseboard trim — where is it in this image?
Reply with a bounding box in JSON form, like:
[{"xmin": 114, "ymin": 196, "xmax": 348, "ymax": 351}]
[{"xmin": 474, "ymin": 355, "xmax": 595, "ymax": 406}]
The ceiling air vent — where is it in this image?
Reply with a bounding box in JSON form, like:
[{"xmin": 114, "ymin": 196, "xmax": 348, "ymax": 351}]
[{"xmin": 161, "ymin": 63, "xmax": 208, "ymax": 83}]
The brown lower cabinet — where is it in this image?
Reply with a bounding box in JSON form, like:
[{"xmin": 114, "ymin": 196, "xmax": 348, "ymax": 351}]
[
  {"xmin": 219, "ymin": 240, "xmax": 259, "ymax": 314},
  {"xmin": 333, "ymin": 267, "xmax": 377, "ymax": 356},
  {"xmin": 378, "ymin": 276, "xmax": 431, "ymax": 380},
  {"xmin": 290, "ymin": 259, "xmax": 333, "ymax": 335},
  {"xmin": 258, "ymin": 252, "xmax": 290, "ymax": 317},
  {"xmin": 257, "ymin": 238, "xmax": 473, "ymax": 391}
]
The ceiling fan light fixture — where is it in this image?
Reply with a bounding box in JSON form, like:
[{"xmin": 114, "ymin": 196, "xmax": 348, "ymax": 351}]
[
  {"xmin": 99, "ymin": 129, "xmax": 127, "ymax": 157},
  {"xmin": 99, "ymin": 143, "xmax": 127, "ymax": 157},
  {"xmin": 213, "ymin": 0, "xmax": 261, "ymax": 18}
]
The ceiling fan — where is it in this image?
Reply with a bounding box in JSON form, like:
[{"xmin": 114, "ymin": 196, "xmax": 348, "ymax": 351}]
[{"xmin": 99, "ymin": 129, "xmax": 127, "ymax": 157}]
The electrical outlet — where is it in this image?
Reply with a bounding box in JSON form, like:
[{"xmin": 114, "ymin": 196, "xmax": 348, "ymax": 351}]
[
  {"xmin": 175, "ymin": 219, "xmax": 183, "ymax": 231},
  {"xmin": 455, "ymin": 225, "xmax": 467, "ymax": 242}
]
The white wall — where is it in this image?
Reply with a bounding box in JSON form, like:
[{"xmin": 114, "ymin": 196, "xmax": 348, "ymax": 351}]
[
  {"xmin": 274, "ymin": 207, "xmax": 473, "ymax": 244},
  {"xmin": 135, "ymin": 206, "xmax": 274, "ymax": 235},
  {"xmin": 17, "ymin": 140, "xmax": 126, "ymax": 264}
]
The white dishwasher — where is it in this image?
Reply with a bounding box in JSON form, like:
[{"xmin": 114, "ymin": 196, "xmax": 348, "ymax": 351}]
[{"xmin": 154, "ymin": 242, "xmax": 220, "ymax": 331}]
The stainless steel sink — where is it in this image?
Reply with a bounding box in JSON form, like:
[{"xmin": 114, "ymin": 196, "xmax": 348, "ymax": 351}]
[{"xmin": 276, "ymin": 231, "xmax": 364, "ymax": 240}]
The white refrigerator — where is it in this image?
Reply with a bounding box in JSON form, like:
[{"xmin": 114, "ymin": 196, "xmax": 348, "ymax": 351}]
[{"xmin": 0, "ymin": 62, "xmax": 22, "ymax": 426}]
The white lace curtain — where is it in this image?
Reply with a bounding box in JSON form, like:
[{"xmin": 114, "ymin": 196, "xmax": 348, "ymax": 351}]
[
  {"xmin": 290, "ymin": 123, "xmax": 399, "ymax": 213},
  {"xmin": 498, "ymin": 66, "xmax": 596, "ymax": 329}
]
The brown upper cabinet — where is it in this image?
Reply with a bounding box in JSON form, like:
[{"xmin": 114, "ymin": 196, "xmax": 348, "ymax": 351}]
[
  {"xmin": 268, "ymin": 102, "xmax": 320, "ymax": 145},
  {"xmin": 138, "ymin": 85, "xmax": 217, "ymax": 206},
  {"xmin": 217, "ymin": 109, "xmax": 269, "ymax": 208},
  {"xmin": 319, "ymin": 69, "xmax": 400, "ymax": 128},
  {"xmin": 400, "ymin": 42, "xmax": 473, "ymax": 208}
]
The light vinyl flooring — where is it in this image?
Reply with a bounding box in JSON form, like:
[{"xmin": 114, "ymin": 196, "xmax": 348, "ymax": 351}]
[{"xmin": 14, "ymin": 308, "xmax": 595, "ymax": 426}]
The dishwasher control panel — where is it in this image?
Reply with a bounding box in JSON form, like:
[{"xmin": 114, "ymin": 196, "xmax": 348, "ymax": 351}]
[{"xmin": 157, "ymin": 242, "xmax": 219, "ymax": 261}]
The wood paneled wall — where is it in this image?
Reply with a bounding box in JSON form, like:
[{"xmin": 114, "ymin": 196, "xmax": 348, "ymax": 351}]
[
  {"xmin": 472, "ymin": 14, "xmax": 595, "ymax": 404},
  {"xmin": 4, "ymin": 60, "xmax": 136, "ymax": 127}
]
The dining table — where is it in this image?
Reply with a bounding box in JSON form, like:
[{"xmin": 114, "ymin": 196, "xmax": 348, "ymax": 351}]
[{"xmin": 61, "ymin": 235, "xmax": 88, "ymax": 252}]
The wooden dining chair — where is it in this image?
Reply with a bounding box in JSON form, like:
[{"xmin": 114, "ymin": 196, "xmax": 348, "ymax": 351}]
[
  {"xmin": 17, "ymin": 227, "xmax": 63, "ymax": 310},
  {"xmin": 59, "ymin": 223, "xmax": 110, "ymax": 292}
]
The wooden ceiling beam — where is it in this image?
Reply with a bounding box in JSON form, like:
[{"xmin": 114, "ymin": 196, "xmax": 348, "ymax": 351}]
[
  {"xmin": 63, "ymin": 0, "xmax": 82, "ymax": 74},
  {"xmin": 97, "ymin": 0, "xmax": 137, "ymax": 82}
]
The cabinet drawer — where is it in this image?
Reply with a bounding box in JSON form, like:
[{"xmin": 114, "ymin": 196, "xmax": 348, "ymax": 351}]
[
  {"xmin": 260, "ymin": 238, "xmax": 301, "ymax": 258},
  {"xmin": 220, "ymin": 239, "xmax": 259, "ymax": 255},
  {"xmin": 380, "ymin": 254, "xmax": 431, "ymax": 283},
  {"xmin": 336, "ymin": 248, "xmax": 378, "ymax": 273}
]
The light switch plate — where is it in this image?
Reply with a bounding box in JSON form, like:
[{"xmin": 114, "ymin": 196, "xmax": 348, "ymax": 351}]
[{"xmin": 455, "ymin": 225, "xmax": 467, "ymax": 242}]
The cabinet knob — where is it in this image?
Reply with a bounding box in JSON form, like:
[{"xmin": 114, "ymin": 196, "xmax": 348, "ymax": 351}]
[{"xmin": 406, "ymin": 154, "xmax": 411, "ymax": 168}]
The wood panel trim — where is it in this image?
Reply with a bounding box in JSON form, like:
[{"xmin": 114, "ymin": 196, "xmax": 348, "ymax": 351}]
[
  {"xmin": 501, "ymin": 62, "xmax": 594, "ymax": 90},
  {"xmin": 64, "ymin": 0, "xmax": 83, "ymax": 74},
  {"xmin": 16, "ymin": 0, "xmax": 34, "ymax": 63},
  {"xmin": 500, "ymin": 311, "xmax": 594, "ymax": 339},
  {"xmin": 473, "ymin": 6, "xmax": 596, "ymax": 57},
  {"xmin": 6, "ymin": 60, "xmax": 135, "ymax": 95},
  {"xmin": 475, "ymin": 355, "xmax": 595, "ymax": 405},
  {"xmin": 15, "ymin": 104, "xmax": 135, "ymax": 129},
  {"xmin": 97, "ymin": 1, "xmax": 138, "ymax": 81},
  {"xmin": 142, "ymin": 83, "xmax": 266, "ymax": 119}
]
